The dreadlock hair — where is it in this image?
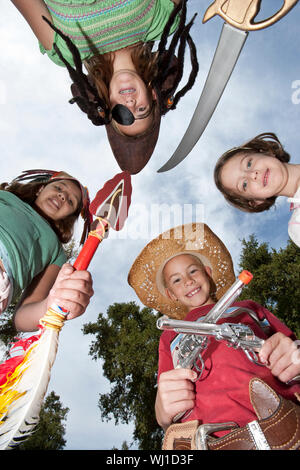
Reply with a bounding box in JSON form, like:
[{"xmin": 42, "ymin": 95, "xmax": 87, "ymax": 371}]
[
  {"xmin": 153, "ymin": 0, "xmax": 198, "ymax": 114},
  {"xmin": 42, "ymin": 15, "xmax": 109, "ymax": 126},
  {"xmin": 0, "ymin": 180, "xmax": 82, "ymax": 244},
  {"xmin": 42, "ymin": 0, "xmax": 198, "ymax": 127}
]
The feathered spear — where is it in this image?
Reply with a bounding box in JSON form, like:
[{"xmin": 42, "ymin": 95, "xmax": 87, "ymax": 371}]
[{"xmin": 0, "ymin": 171, "xmax": 132, "ymax": 449}]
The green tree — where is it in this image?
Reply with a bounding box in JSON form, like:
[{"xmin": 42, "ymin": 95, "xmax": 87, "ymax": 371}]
[
  {"xmin": 0, "ymin": 306, "xmax": 18, "ymax": 352},
  {"xmin": 16, "ymin": 391, "xmax": 69, "ymax": 450},
  {"xmin": 238, "ymin": 235, "xmax": 300, "ymax": 337},
  {"xmin": 82, "ymin": 302, "xmax": 163, "ymax": 450}
]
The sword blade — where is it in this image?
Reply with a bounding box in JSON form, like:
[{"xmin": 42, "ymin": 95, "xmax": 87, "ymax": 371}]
[{"xmin": 157, "ymin": 23, "xmax": 248, "ymax": 173}]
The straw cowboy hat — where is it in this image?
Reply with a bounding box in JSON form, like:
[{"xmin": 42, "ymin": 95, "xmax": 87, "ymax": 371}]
[{"xmin": 128, "ymin": 223, "xmax": 236, "ymax": 319}]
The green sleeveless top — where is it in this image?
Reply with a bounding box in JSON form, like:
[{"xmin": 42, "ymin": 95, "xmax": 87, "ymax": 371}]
[
  {"xmin": 39, "ymin": 0, "xmax": 179, "ymax": 67},
  {"xmin": 0, "ymin": 191, "xmax": 67, "ymax": 301}
]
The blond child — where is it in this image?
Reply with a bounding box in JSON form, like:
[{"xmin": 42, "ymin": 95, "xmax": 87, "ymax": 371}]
[{"xmin": 128, "ymin": 223, "xmax": 300, "ymax": 450}]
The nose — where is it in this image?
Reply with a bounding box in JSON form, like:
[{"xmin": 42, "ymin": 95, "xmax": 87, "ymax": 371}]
[
  {"xmin": 184, "ymin": 275, "xmax": 194, "ymax": 286},
  {"xmin": 124, "ymin": 96, "xmax": 136, "ymax": 109},
  {"xmin": 249, "ymin": 170, "xmax": 259, "ymax": 181},
  {"xmin": 58, "ymin": 191, "xmax": 66, "ymax": 202},
  {"xmin": 122, "ymin": 92, "xmax": 136, "ymax": 104}
]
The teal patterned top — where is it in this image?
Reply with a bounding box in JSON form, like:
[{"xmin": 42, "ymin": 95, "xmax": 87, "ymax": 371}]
[
  {"xmin": 0, "ymin": 191, "xmax": 66, "ymax": 301},
  {"xmin": 40, "ymin": 0, "xmax": 179, "ymax": 67}
]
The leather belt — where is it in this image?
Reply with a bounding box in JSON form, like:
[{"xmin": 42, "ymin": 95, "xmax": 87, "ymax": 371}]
[{"xmin": 162, "ymin": 378, "xmax": 300, "ymax": 450}]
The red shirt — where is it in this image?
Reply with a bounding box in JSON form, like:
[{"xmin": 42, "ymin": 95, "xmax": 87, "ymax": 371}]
[{"xmin": 158, "ymin": 300, "xmax": 300, "ymax": 433}]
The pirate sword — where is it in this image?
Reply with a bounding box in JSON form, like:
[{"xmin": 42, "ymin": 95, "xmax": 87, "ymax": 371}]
[{"xmin": 157, "ymin": 0, "xmax": 298, "ymax": 172}]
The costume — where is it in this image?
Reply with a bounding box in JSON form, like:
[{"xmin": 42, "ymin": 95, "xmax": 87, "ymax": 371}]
[
  {"xmin": 0, "ymin": 191, "xmax": 66, "ymax": 302},
  {"xmin": 158, "ymin": 299, "xmax": 300, "ymax": 436},
  {"xmin": 288, "ymin": 186, "xmax": 300, "ymax": 248},
  {"xmin": 40, "ymin": 0, "xmax": 179, "ymax": 67},
  {"xmin": 129, "ymin": 222, "xmax": 300, "ymax": 449}
]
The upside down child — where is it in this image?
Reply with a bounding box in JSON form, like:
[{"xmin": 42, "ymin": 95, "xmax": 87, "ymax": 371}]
[{"xmin": 11, "ymin": 0, "xmax": 199, "ymax": 174}]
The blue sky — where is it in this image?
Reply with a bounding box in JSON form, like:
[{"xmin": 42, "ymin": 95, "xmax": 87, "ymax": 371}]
[{"xmin": 1, "ymin": 0, "xmax": 300, "ymax": 450}]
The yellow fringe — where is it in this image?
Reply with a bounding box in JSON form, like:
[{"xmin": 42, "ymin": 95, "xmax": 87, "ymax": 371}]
[
  {"xmin": 39, "ymin": 308, "xmax": 66, "ymax": 331},
  {"xmin": 0, "ymin": 346, "xmax": 35, "ymax": 423},
  {"xmin": 0, "ymin": 389, "xmax": 26, "ymax": 423}
]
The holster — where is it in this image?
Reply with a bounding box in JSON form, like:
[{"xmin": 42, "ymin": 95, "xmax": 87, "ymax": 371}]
[{"xmin": 162, "ymin": 378, "xmax": 300, "ymax": 450}]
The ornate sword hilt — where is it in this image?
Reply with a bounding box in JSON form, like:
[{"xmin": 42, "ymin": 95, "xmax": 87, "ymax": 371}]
[{"xmin": 203, "ymin": 0, "xmax": 298, "ymax": 31}]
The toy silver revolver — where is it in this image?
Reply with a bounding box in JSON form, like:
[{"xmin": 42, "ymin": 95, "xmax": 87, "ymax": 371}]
[
  {"xmin": 157, "ymin": 270, "xmax": 255, "ymax": 375},
  {"xmin": 156, "ymin": 270, "xmax": 261, "ymax": 423},
  {"xmin": 157, "ymin": 317, "xmax": 265, "ymax": 367}
]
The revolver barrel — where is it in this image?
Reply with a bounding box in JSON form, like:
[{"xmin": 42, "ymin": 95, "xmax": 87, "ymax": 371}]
[
  {"xmin": 157, "ymin": 316, "xmax": 217, "ymax": 335},
  {"xmin": 204, "ymin": 270, "xmax": 253, "ymax": 323}
]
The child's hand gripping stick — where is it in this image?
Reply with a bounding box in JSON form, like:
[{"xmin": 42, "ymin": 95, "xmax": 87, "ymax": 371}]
[{"xmin": 43, "ymin": 171, "xmax": 132, "ymax": 324}]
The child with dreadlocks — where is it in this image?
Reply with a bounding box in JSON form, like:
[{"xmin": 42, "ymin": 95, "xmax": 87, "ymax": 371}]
[
  {"xmin": 12, "ymin": 0, "xmax": 199, "ymax": 174},
  {"xmin": 0, "ymin": 169, "xmax": 94, "ymax": 332},
  {"xmin": 128, "ymin": 223, "xmax": 300, "ymax": 450}
]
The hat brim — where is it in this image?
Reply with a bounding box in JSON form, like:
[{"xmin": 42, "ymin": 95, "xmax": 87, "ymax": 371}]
[
  {"xmin": 128, "ymin": 223, "xmax": 236, "ymax": 319},
  {"xmin": 105, "ymin": 102, "xmax": 161, "ymax": 175}
]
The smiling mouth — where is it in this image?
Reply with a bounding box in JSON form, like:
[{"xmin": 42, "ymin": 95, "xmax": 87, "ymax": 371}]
[
  {"xmin": 119, "ymin": 88, "xmax": 136, "ymax": 95},
  {"xmin": 49, "ymin": 198, "xmax": 61, "ymax": 210},
  {"xmin": 263, "ymin": 169, "xmax": 269, "ymax": 187},
  {"xmin": 186, "ymin": 287, "xmax": 201, "ymax": 298}
]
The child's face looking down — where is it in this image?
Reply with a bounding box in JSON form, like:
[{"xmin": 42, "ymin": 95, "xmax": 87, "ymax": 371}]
[
  {"xmin": 35, "ymin": 180, "xmax": 82, "ymax": 221},
  {"xmin": 163, "ymin": 254, "xmax": 214, "ymax": 312},
  {"xmin": 109, "ymin": 70, "xmax": 156, "ymax": 137},
  {"xmin": 219, "ymin": 151, "xmax": 288, "ymax": 205}
]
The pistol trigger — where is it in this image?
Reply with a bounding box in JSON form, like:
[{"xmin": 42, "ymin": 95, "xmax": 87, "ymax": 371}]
[
  {"xmin": 243, "ymin": 348, "xmax": 264, "ymax": 367},
  {"xmin": 193, "ymin": 355, "xmax": 205, "ymax": 380}
]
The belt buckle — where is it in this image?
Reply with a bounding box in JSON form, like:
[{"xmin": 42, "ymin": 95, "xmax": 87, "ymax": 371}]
[{"xmin": 195, "ymin": 422, "xmax": 238, "ymax": 450}]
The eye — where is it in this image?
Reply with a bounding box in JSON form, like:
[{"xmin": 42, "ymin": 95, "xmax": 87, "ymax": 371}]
[
  {"xmin": 242, "ymin": 180, "xmax": 248, "ymax": 191},
  {"xmin": 137, "ymin": 106, "xmax": 146, "ymax": 112},
  {"xmin": 189, "ymin": 268, "xmax": 198, "ymax": 274},
  {"xmin": 247, "ymin": 159, "xmax": 252, "ymax": 168}
]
